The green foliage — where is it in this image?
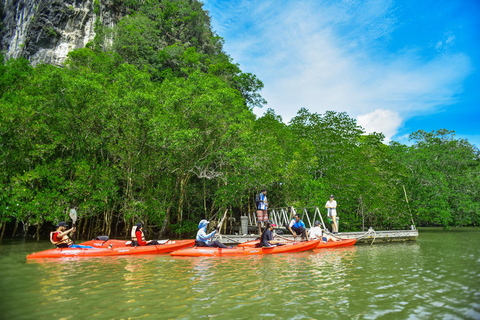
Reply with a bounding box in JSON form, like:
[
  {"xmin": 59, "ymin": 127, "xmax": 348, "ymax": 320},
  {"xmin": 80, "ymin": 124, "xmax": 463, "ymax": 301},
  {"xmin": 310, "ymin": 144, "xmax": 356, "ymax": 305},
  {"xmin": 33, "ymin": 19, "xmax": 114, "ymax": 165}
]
[
  {"xmin": 395, "ymin": 130, "xmax": 480, "ymax": 227},
  {"xmin": 1, "ymin": 1, "xmax": 478, "ymax": 240}
]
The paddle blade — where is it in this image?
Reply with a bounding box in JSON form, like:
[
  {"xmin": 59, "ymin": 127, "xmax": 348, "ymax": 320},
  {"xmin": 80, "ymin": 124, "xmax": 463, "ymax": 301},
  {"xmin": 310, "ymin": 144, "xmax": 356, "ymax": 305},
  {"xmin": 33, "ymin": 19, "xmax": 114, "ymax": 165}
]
[{"xmin": 69, "ymin": 208, "xmax": 77, "ymax": 224}]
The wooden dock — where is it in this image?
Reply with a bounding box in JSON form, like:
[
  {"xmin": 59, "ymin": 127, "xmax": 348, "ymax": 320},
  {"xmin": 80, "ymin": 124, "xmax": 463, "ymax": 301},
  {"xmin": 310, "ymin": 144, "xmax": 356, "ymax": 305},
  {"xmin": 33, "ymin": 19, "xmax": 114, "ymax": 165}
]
[{"xmin": 216, "ymin": 228, "xmax": 418, "ymax": 245}]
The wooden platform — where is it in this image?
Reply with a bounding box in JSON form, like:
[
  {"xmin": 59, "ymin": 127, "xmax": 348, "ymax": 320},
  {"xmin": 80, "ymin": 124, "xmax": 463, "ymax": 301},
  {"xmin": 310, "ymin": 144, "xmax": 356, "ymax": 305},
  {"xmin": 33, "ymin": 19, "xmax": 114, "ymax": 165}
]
[{"xmin": 216, "ymin": 229, "xmax": 418, "ymax": 245}]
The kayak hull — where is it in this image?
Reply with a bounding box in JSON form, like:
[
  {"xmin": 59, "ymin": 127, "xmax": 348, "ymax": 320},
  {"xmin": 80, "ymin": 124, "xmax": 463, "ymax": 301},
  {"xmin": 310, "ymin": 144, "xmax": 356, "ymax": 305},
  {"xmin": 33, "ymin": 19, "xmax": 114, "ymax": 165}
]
[
  {"xmin": 170, "ymin": 239, "xmax": 321, "ymax": 257},
  {"xmin": 27, "ymin": 239, "xmax": 195, "ymax": 259},
  {"xmin": 314, "ymin": 238, "xmax": 356, "ymax": 248},
  {"xmin": 238, "ymin": 238, "xmax": 356, "ymax": 248},
  {"xmin": 80, "ymin": 239, "xmax": 136, "ymax": 248}
]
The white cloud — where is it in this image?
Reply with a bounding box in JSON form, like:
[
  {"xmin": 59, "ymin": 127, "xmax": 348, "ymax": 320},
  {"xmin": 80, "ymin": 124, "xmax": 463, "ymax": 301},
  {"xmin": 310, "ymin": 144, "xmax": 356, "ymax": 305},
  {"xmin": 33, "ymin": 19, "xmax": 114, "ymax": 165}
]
[
  {"xmin": 357, "ymin": 109, "xmax": 403, "ymax": 143},
  {"xmin": 204, "ymin": 0, "xmax": 472, "ymax": 142}
]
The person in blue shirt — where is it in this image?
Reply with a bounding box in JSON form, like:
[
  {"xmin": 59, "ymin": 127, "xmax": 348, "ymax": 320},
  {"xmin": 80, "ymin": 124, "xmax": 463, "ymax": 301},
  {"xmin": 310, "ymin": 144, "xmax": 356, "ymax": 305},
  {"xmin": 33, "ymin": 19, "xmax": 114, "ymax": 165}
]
[
  {"xmin": 195, "ymin": 219, "xmax": 229, "ymax": 248},
  {"xmin": 256, "ymin": 189, "xmax": 269, "ymax": 235},
  {"xmin": 286, "ymin": 214, "xmax": 309, "ymax": 241}
]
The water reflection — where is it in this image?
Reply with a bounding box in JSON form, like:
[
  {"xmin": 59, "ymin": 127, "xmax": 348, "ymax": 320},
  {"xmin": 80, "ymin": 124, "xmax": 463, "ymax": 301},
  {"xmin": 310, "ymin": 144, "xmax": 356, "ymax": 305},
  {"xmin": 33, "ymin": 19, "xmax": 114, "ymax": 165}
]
[{"xmin": 2, "ymin": 230, "xmax": 480, "ymax": 319}]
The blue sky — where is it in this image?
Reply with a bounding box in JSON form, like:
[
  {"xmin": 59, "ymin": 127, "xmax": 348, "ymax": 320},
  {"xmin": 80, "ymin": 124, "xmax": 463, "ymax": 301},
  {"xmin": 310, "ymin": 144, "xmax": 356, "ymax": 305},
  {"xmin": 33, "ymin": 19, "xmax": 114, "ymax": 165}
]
[{"xmin": 201, "ymin": 0, "xmax": 480, "ymax": 147}]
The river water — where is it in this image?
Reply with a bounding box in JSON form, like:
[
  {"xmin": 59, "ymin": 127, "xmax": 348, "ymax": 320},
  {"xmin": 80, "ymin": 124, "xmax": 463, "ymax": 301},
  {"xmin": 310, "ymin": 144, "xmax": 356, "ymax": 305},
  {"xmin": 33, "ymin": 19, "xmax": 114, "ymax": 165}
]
[{"xmin": 0, "ymin": 228, "xmax": 478, "ymax": 319}]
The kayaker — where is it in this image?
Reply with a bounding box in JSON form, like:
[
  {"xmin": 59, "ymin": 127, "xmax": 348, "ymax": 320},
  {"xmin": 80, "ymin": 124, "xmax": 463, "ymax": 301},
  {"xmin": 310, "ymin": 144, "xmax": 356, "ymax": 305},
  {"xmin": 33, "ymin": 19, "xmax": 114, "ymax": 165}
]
[
  {"xmin": 286, "ymin": 214, "xmax": 309, "ymax": 241},
  {"xmin": 260, "ymin": 221, "xmax": 282, "ymax": 247},
  {"xmin": 325, "ymin": 195, "xmax": 338, "ymax": 234},
  {"xmin": 50, "ymin": 221, "xmax": 96, "ymax": 249},
  {"xmin": 195, "ymin": 219, "xmax": 229, "ymax": 248},
  {"xmin": 308, "ymin": 221, "xmax": 339, "ymax": 242},
  {"xmin": 132, "ymin": 223, "xmax": 161, "ymax": 246},
  {"xmin": 255, "ymin": 189, "xmax": 268, "ymax": 235}
]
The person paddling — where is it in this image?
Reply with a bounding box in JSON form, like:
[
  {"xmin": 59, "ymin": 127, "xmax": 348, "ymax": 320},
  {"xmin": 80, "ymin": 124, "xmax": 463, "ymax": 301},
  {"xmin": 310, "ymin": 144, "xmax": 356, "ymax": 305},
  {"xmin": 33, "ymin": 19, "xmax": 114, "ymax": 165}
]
[
  {"xmin": 195, "ymin": 219, "xmax": 230, "ymax": 248},
  {"xmin": 131, "ymin": 223, "xmax": 162, "ymax": 246},
  {"xmin": 50, "ymin": 221, "xmax": 96, "ymax": 249}
]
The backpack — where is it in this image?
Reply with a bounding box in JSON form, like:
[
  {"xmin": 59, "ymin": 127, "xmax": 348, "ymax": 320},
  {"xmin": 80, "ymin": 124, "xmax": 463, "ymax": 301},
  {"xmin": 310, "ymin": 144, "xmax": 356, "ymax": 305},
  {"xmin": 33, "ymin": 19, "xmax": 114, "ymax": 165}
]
[{"xmin": 255, "ymin": 193, "xmax": 261, "ymax": 207}]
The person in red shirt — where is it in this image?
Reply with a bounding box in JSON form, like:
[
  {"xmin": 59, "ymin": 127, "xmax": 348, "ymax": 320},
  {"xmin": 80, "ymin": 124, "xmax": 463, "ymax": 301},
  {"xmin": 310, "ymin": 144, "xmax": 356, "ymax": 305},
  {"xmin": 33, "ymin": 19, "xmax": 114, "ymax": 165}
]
[
  {"xmin": 133, "ymin": 223, "xmax": 161, "ymax": 246},
  {"xmin": 50, "ymin": 221, "xmax": 96, "ymax": 249}
]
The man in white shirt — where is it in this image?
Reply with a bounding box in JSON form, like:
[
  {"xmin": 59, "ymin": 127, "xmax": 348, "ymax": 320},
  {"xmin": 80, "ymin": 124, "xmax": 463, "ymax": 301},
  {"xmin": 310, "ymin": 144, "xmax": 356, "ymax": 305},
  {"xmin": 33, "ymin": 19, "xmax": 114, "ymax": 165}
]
[
  {"xmin": 325, "ymin": 195, "xmax": 339, "ymax": 234},
  {"xmin": 308, "ymin": 221, "xmax": 340, "ymax": 242}
]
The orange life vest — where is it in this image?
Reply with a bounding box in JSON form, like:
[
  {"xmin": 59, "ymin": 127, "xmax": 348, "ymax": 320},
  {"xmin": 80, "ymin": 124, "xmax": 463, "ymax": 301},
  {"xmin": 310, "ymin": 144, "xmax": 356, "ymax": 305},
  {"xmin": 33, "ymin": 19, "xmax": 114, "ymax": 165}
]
[
  {"xmin": 50, "ymin": 231, "xmax": 73, "ymax": 247},
  {"xmin": 130, "ymin": 226, "xmax": 146, "ymax": 246}
]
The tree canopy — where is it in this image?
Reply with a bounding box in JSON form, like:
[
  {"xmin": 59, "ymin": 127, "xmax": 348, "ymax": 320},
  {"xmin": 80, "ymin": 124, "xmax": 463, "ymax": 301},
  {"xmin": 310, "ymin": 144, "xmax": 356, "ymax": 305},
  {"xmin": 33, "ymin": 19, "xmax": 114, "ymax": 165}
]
[{"xmin": 1, "ymin": 0, "xmax": 478, "ymax": 240}]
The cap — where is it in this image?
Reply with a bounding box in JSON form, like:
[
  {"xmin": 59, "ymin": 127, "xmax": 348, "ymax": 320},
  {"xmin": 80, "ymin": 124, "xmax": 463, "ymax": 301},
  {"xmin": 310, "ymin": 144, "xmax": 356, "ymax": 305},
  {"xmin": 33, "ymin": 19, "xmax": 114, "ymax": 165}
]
[
  {"xmin": 266, "ymin": 221, "xmax": 277, "ymax": 228},
  {"xmin": 330, "ymin": 195, "xmax": 335, "ymax": 198},
  {"xmin": 314, "ymin": 220, "xmax": 321, "ymax": 226},
  {"xmin": 56, "ymin": 221, "xmax": 68, "ymax": 227},
  {"xmin": 135, "ymin": 223, "xmax": 142, "ymax": 229}
]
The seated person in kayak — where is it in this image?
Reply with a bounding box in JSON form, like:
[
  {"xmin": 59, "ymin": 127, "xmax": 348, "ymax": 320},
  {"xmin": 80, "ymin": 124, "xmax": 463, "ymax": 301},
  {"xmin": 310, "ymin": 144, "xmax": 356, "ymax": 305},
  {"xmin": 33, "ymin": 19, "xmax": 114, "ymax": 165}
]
[
  {"xmin": 285, "ymin": 214, "xmax": 309, "ymax": 241},
  {"xmin": 50, "ymin": 221, "xmax": 96, "ymax": 249},
  {"xmin": 132, "ymin": 223, "xmax": 162, "ymax": 246},
  {"xmin": 195, "ymin": 219, "xmax": 229, "ymax": 248},
  {"xmin": 308, "ymin": 221, "xmax": 339, "ymax": 242},
  {"xmin": 260, "ymin": 221, "xmax": 284, "ymax": 247}
]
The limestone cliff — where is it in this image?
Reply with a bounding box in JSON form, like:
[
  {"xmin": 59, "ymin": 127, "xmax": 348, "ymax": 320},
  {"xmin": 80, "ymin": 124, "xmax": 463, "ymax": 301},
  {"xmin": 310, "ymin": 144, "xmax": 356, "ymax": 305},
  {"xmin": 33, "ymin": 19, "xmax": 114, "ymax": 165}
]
[{"xmin": 1, "ymin": 0, "xmax": 125, "ymax": 66}]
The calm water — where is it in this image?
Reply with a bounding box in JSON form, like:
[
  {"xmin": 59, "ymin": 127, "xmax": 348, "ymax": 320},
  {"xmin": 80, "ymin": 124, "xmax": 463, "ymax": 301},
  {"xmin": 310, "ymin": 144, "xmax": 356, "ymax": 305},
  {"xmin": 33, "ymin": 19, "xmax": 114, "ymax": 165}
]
[{"xmin": 0, "ymin": 228, "xmax": 479, "ymax": 319}]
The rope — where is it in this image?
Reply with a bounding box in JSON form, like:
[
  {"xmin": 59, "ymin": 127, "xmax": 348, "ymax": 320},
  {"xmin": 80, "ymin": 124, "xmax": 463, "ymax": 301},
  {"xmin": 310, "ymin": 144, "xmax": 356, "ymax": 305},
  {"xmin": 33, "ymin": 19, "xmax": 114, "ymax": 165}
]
[{"xmin": 354, "ymin": 228, "xmax": 377, "ymax": 245}]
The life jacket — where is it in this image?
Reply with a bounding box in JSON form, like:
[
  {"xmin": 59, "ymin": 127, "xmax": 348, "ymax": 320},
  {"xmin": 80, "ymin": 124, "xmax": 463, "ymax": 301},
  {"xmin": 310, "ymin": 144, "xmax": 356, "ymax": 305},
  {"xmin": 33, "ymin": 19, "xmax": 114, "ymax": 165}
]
[
  {"xmin": 50, "ymin": 231, "xmax": 73, "ymax": 248},
  {"xmin": 130, "ymin": 226, "xmax": 146, "ymax": 246}
]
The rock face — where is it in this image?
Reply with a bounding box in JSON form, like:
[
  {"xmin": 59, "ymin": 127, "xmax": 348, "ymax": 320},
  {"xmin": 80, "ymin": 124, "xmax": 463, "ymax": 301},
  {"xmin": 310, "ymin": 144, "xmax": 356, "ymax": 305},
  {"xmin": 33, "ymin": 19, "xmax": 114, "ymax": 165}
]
[{"xmin": 0, "ymin": 0, "xmax": 125, "ymax": 66}]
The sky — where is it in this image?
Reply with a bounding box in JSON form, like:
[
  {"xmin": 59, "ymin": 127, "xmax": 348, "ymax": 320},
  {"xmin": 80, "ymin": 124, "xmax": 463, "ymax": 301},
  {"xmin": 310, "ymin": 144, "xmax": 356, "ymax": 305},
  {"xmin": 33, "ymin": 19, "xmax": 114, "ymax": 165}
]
[{"xmin": 201, "ymin": 0, "xmax": 480, "ymax": 146}]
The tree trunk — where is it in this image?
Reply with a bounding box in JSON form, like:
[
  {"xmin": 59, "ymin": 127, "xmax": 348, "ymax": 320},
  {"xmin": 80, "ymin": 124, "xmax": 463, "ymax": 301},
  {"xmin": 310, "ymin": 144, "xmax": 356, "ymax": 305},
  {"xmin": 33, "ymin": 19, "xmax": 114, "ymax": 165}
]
[
  {"xmin": 177, "ymin": 174, "xmax": 191, "ymax": 223},
  {"xmin": 22, "ymin": 220, "xmax": 29, "ymax": 238},
  {"xmin": 115, "ymin": 213, "xmax": 121, "ymax": 238},
  {"xmin": 203, "ymin": 179, "xmax": 207, "ymax": 219},
  {"xmin": 159, "ymin": 206, "xmax": 171, "ymax": 238},
  {"xmin": 82, "ymin": 216, "xmax": 88, "ymax": 237},
  {"xmin": 0, "ymin": 222, "xmax": 6, "ymax": 241},
  {"xmin": 12, "ymin": 219, "xmax": 18, "ymax": 238},
  {"xmin": 107, "ymin": 209, "xmax": 113, "ymax": 237},
  {"xmin": 36, "ymin": 224, "xmax": 41, "ymax": 241}
]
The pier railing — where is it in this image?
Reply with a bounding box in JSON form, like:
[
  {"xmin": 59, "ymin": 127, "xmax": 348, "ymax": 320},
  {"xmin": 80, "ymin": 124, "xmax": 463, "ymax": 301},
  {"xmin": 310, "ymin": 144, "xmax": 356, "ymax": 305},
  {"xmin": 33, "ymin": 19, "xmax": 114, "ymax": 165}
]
[{"xmin": 248, "ymin": 207, "xmax": 328, "ymax": 230}]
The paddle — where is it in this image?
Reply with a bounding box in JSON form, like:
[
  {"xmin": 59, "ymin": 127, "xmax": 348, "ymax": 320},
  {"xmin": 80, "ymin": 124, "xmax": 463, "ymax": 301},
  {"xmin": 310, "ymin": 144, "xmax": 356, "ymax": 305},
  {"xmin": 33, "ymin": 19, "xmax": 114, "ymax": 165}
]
[
  {"xmin": 276, "ymin": 234, "xmax": 296, "ymax": 243},
  {"xmin": 216, "ymin": 209, "xmax": 228, "ymax": 234},
  {"xmin": 214, "ymin": 209, "xmax": 229, "ymax": 243},
  {"xmin": 69, "ymin": 208, "xmax": 77, "ymax": 244}
]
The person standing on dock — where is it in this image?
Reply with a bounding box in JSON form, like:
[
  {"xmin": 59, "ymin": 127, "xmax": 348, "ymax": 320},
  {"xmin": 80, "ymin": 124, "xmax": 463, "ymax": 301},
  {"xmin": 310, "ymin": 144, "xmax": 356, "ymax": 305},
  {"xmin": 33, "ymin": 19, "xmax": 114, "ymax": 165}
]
[
  {"xmin": 255, "ymin": 189, "xmax": 269, "ymax": 235},
  {"xmin": 326, "ymin": 195, "xmax": 338, "ymax": 234},
  {"xmin": 286, "ymin": 214, "xmax": 309, "ymax": 241}
]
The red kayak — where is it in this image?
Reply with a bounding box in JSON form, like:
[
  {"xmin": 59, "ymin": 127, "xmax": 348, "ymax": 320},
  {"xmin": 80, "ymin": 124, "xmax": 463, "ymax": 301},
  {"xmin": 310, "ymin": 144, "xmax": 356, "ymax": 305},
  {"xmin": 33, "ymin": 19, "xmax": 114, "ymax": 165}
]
[
  {"xmin": 27, "ymin": 239, "xmax": 195, "ymax": 259},
  {"xmin": 238, "ymin": 238, "xmax": 356, "ymax": 248},
  {"xmin": 170, "ymin": 239, "xmax": 321, "ymax": 257},
  {"xmin": 78, "ymin": 239, "xmax": 163, "ymax": 248}
]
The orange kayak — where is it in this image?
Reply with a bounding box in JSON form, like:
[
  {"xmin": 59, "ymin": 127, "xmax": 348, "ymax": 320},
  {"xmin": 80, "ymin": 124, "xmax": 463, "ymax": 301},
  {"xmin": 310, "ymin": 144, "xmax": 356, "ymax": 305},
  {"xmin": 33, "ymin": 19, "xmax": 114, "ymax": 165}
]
[
  {"xmin": 27, "ymin": 239, "xmax": 195, "ymax": 259},
  {"xmin": 170, "ymin": 239, "xmax": 321, "ymax": 257},
  {"xmin": 79, "ymin": 239, "xmax": 140, "ymax": 248},
  {"xmin": 238, "ymin": 238, "xmax": 356, "ymax": 248}
]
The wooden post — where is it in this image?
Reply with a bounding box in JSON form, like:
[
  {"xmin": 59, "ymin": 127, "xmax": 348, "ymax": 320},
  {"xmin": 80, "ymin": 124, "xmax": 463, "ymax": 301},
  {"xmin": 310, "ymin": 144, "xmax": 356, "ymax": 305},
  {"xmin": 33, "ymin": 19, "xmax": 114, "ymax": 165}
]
[{"xmin": 403, "ymin": 185, "xmax": 415, "ymax": 226}]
